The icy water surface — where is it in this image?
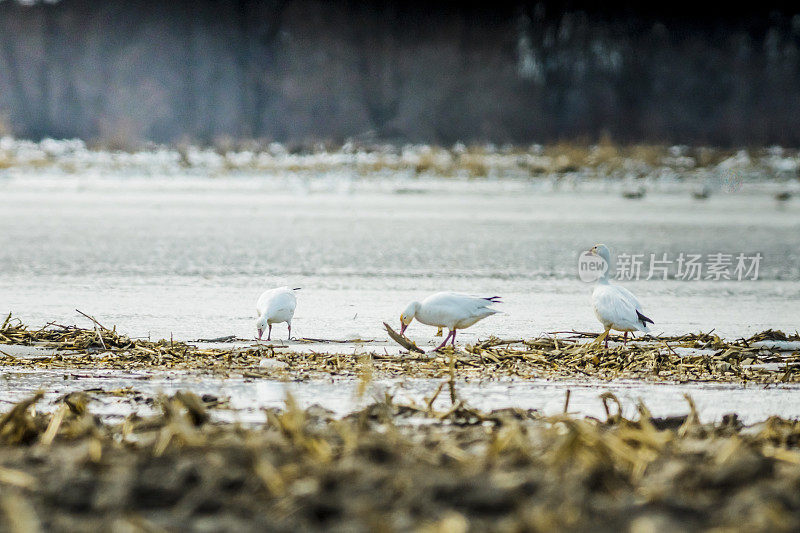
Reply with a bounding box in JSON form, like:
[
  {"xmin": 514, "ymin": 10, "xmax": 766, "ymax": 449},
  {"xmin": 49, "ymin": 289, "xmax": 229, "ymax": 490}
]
[
  {"xmin": 1, "ymin": 181, "xmax": 797, "ymax": 344},
  {"xmin": 1, "ymin": 367, "xmax": 798, "ymax": 425}
]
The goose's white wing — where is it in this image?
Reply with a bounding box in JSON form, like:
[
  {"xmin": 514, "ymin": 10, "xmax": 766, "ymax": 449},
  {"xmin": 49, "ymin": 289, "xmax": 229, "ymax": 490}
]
[
  {"xmin": 257, "ymin": 286, "xmax": 297, "ymax": 323},
  {"xmin": 613, "ymin": 284, "xmax": 644, "ymax": 313},
  {"xmin": 425, "ymin": 292, "xmax": 497, "ymax": 314},
  {"xmin": 419, "ymin": 292, "xmax": 500, "ymax": 329},
  {"xmin": 257, "ymin": 287, "xmax": 282, "ymax": 315},
  {"xmin": 592, "ymin": 285, "xmax": 648, "ymax": 332}
]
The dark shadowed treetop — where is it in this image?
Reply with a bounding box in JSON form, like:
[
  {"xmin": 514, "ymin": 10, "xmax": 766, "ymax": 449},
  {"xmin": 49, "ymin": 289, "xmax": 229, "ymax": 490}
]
[{"xmin": 1, "ymin": 0, "xmax": 799, "ymax": 146}]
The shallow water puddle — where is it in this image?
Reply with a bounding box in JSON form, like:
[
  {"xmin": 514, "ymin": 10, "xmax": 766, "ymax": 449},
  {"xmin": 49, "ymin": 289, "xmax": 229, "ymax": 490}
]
[{"xmin": 1, "ymin": 367, "xmax": 799, "ymax": 425}]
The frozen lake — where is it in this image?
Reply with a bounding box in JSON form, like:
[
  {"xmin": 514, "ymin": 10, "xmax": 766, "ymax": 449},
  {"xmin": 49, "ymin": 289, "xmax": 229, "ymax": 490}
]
[{"xmin": 1, "ymin": 180, "xmax": 797, "ymax": 346}]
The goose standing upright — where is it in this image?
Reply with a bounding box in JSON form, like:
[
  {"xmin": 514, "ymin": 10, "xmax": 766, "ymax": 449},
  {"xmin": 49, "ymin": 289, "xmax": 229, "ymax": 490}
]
[
  {"xmin": 588, "ymin": 244, "xmax": 653, "ymax": 348},
  {"xmin": 256, "ymin": 286, "xmax": 299, "ymax": 340},
  {"xmin": 399, "ymin": 292, "xmax": 501, "ymax": 351}
]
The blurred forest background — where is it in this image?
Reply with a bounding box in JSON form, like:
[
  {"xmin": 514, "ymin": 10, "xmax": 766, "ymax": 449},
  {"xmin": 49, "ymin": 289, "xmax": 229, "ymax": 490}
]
[{"xmin": 1, "ymin": 0, "xmax": 800, "ymax": 147}]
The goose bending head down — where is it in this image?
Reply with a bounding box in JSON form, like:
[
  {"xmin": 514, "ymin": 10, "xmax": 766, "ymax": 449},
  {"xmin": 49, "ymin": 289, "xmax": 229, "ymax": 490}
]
[
  {"xmin": 256, "ymin": 286, "xmax": 300, "ymax": 341},
  {"xmin": 588, "ymin": 244, "xmax": 654, "ymax": 348},
  {"xmin": 400, "ymin": 292, "xmax": 502, "ymax": 351}
]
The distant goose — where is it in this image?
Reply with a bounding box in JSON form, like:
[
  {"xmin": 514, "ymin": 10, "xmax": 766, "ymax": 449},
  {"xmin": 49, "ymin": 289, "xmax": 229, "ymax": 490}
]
[
  {"xmin": 622, "ymin": 186, "xmax": 646, "ymax": 200},
  {"xmin": 256, "ymin": 287, "xmax": 300, "ymax": 340},
  {"xmin": 588, "ymin": 244, "xmax": 653, "ymax": 348},
  {"xmin": 400, "ymin": 292, "xmax": 501, "ymax": 351},
  {"xmin": 775, "ymin": 191, "xmax": 792, "ymax": 202},
  {"xmin": 692, "ymin": 184, "xmax": 711, "ymax": 200}
]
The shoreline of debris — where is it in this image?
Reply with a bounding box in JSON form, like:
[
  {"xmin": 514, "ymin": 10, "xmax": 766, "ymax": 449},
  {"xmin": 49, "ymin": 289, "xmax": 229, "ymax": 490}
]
[
  {"xmin": 2, "ymin": 136, "xmax": 800, "ymax": 187},
  {"xmin": 1, "ymin": 315, "xmax": 798, "ymax": 384}
]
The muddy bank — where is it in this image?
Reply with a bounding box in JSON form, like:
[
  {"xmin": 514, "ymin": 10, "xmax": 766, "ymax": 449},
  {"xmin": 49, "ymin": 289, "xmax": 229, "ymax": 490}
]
[
  {"xmin": 1, "ymin": 317, "xmax": 799, "ymax": 384},
  {"xmin": 1, "ymin": 391, "xmax": 800, "ymax": 532}
]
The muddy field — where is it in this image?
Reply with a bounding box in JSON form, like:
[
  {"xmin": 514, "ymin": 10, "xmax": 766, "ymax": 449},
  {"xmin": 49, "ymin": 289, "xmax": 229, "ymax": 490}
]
[{"xmin": 1, "ymin": 389, "xmax": 800, "ymax": 532}]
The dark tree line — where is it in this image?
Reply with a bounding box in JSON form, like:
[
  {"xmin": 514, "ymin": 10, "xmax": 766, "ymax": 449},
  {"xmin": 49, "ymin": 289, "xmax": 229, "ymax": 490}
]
[{"xmin": 1, "ymin": 0, "xmax": 800, "ymax": 146}]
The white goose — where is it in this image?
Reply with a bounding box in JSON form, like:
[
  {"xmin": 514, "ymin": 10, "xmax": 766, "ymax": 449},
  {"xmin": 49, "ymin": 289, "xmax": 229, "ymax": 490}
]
[
  {"xmin": 400, "ymin": 292, "xmax": 501, "ymax": 350},
  {"xmin": 256, "ymin": 286, "xmax": 300, "ymax": 340},
  {"xmin": 588, "ymin": 244, "xmax": 653, "ymax": 348}
]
